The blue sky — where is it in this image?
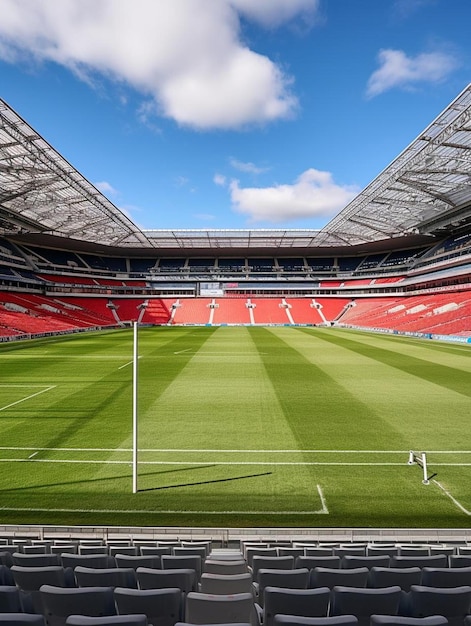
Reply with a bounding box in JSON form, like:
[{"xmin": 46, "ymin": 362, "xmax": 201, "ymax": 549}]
[{"xmin": 1, "ymin": 0, "xmax": 470, "ymax": 231}]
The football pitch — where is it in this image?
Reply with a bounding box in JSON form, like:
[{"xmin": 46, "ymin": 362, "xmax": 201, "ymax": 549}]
[{"xmin": 1, "ymin": 325, "xmax": 470, "ymax": 529}]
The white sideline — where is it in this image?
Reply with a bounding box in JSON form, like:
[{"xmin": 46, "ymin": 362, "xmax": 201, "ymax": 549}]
[
  {"xmin": 0, "ymin": 485, "xmax": 327, "ymax": 516},
  {"xmin": 0, "ymin": 386, "xmax": 56, "ymax": 412},
  {"xmin": 0, "ymin": 458, "xmax": 411, "ymax": 466}
]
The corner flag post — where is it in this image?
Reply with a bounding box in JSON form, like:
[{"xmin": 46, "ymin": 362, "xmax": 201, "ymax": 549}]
[{"xmin": 132, "ymin": 321, "xmax": 139, "ymax": 494}]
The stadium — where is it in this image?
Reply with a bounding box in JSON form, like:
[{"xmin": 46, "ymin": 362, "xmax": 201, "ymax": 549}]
[{"xmin": 1, "ymin": 79, "xmax": 471, "ymax": 559}]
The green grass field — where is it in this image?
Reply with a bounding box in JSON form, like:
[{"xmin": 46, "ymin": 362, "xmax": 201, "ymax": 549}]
[{"xmin": 1, "ymin": 325, "xmax": 471, "ymax": 529}]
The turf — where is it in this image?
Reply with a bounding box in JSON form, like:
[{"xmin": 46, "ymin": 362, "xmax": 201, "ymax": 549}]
[{"xmin": 1, "ymin": 325, "xmax": 470, "ymax": 528}]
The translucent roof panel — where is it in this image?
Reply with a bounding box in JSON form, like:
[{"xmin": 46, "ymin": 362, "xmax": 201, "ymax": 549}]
[
  {"xmin": 316, "ymin": 83, "xmax": 471, "ymax": 246},
  {"xmin": 1, "ymin": 84, "xmax": 470, "ymax": 251},
  {"xmin": 0, "ymin": 99, "xmax": 150, "ymax": 247}
]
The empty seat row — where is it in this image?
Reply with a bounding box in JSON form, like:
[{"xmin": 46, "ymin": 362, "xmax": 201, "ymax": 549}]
[{"xmin": 4, "ymin": 583, "xmax": 471, "ymax": 626}]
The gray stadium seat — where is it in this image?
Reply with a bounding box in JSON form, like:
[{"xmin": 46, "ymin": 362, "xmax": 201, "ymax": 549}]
[
  {"xmin": 256, "ymin": 568, "xmax": 310, "ymax": 605},
  {"xmin": 274, "ymin": 618, "xmax": 358, "ymax": 626},
  {"xmin": 136, "ymin": 568, "xmax": 196, "ymax": 593},
  {"xmin": 66, "ymin": 617, "xmax": 147, "ymax": 626},
  {"xmin": 0, "ymin": 614, "xmax": 46, "ymax": 626},
  {"xmin": 330, "ymin": 585, "xmax": 402, "ymax": 626},
  {"xmin": 260, "ymin": 587, "xmax": 331, "ymax": 626},
  {"xmin": 368, "ymin": 567, "xmax": 422, "ymax": 592},
  {"xmin": 402, "ymin": 584, "xmax": 471, "ymax": 626},
  {"xmin": 310, "ymin": 567, "xmax": 369, "ymax": 590},
  {"xmin": 203, "ymin": 560, "xmax": 248, "ymax": 575},
  {"xmin": 74, "ymin": 567, "xmax": 137, "ymax": 589},
  {"xmin": 341, "ymin": 556, "xmax": 390, "ymax": 570},
  {"xmin": 296, "ymin": 557, "xmax": 341, "ymax": 570},
  {"xmin": 420, "ymin": 566, "xmax": 471, "ymax": 587},
  {"xmin": 184, "ymin": 592, "xmax": 257, "ymax": 626},
  {"xmin": 370, "ymin": 616, "xmax": 448, "ymax": 626},
  {"xmin": 0, "ymin": 587, "xmax": 22, "ymax": 613},
  {"xmin": 198, "ymin": 573, "xmax": 253, "ymax": 595},
  {"xmin": 114, "ymin": 588, "xmax": 182, "ymax": 626},
  {"xmin": 40, "ymin": 585, "xmax": 116, "ymax": 626}
]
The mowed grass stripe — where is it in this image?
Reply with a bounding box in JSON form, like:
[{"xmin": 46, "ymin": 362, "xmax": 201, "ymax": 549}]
[
  {"xmin": 248, "ymin": 326, "xmax": 405, "ymax": 451},
  {"xmin": 273, "ymin": 326, "xmax": 471, "ymax": 451},
  {"xmin": 308, "ymin": 327, "xmax": 471, "ymax": 397},
  {"xmin": 1, "ymin": 326, "xmax": 471, "ymax": 527}
]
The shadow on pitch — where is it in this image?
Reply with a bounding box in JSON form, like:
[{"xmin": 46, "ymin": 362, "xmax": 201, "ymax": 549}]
[
  {"xmin": 138, "ymin": 471, "xmax": 273, "ymax": 492},
  {"xmin": 1, "ymin": 464, "xmax": 218, "ymax": 493}
]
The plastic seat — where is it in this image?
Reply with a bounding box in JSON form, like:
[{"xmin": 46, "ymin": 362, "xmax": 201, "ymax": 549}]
[
  {"xmin": 11, "ymin": 554, "xmax": 61, "ymax": 567},
  {"xmin": 274, "ymin": 616, "xmax": 358, "ymax": 626},
  {"xmin": 256, "ymin": 569, "xmax": 310, "ymax": 605},
  {"xmin": 139, "ymin": 548, "xmax": 171, "ymax": 558},
  {"xmin": 115, "ymin": 556, "xmax": 161, "ymax": 571},
  {"xmin": 0, "ymin": 568, "xmax": 14, "ymax": 587},
  {"xmin": 172, "ymin": 547, "xmax": 207, "ymax": 560},
  {"xmin": 161, "ymin": 556, "xmax": 202, "ymax": 580},
  {"xmin": 109, "ymin": 548, "xmax": 139, "ymax": 558},
  {"xmin": 403, "ymin": 584, "xmax": 471, "ymax": 626},
  {"xmin": 260, "ymin": 587, "xmax": 331, "ymax": 626},
  {"xmin": 310, "ymin": 567, "xmax": 369, "ymax": 590},
  {"xmin": 136, "ymin": 568, "xmax": 196, "ymax": 593},
  {"xmin": 203, "ymin": 560, "xmax": 248, "ymax": 575},
  {"xmin": 0, "ymin": 614, "xmax": 46, "ymax": 626},
  {"xmin": 304, "ymin": 549, "xmax": 334, "ymax": 557},
  {"xmin": 114, "ymin": 587, "xmax": 182, "ymax": 626},
  {"xmin": 398, "ymin": 548, "xmax": 430, "ymax": 557},
  {"xmin": 296, "ymin": 557, "xmax": 341, "ymax": 570},
  {"xmin": 74, "ymin": 567, "xmax": 137, "ymax": 589},
  {"xmin": 66, "ymin": 616, "xmax": 147, "ymax": 626},
  {"xmin": 370, "ymin": 616, "xmax": 448, "ymax": 626},
  {"xmin": 449, "ymin": 555, "xmax": 471, "ymax": 568},
  {"xmin": 79, "ymin": 547, "xmax": 109, "ymax": 556},
  {"xmin": 367, "ymin": 547, "xmax": 399, "ymax": 558},
  {"xmin": 198, "ymin": 573, "xmax": 253, "ymax": 595},
  {"xmin": 342, "ymin": 556, "xmax": 390, "ymax": 570},
  {"xmin": 333, "ymin": 548, "xmax": 367, "ymax": 558},
  {"xmin": 420, "ymin": 566, "xmax": 471, "ymax": 587},
  {"xmin": 10, "ymin": 566, "xmax": 74, "ymax": 613},
  {"xmin": 368, "ymin": 567, "xmax": 421, "ymax": 592},
  {"xmin": 390, "ymin": 556, "xmax": 447, "ymax": 569},
  {"xmin": 245, "ymin": 548, "xmax": 278, "ymax": 568},
  {"xmin": 0, "ymin": 587, "xmax": 22, "ymax": 613},
  {"xmin": 278, "ymin": 549, "xmax": 305, "ymax": 560},
  {"xmin": 185, "ymin": 592, "xmax": 257, "ymax": 626},
  {"xmin": 40, "ymin": 585, "xmax": 116, "ymax": 626},
  {"xmin": 330, "ymin": 585, "xmax": 402, "ymax": 626},
  {"xmin": 251, "ymin": 556, "xmax": 294, "ymax": 582},
  {"xmin": 61, "ymin": 555, "xmax": 116, "ymax": 570}
]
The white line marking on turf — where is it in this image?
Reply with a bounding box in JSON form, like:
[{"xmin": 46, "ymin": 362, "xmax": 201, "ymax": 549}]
[
  {"xmin": 118, "ymin": 356, "xmax": 142, "ymax": 370},
  {"xmin": 0, "ymin": 484, "xmax": 328, "ymax": 516},
  {"xmin": 0, "ymin": 386, "xmax": 56, "ymax": 412},
  {"xmin": 2, "ymin": 446, "xmax": 471, "ymax": 454},
  {"xmin": 28, "ymin": 451, "xmax": 38, "ymax": 459},
  {"xmin": 174, "ymin": 348, "xmax": 192, "ymax": 354},
  {"xmin": 433, "ymin": 480, "xmax": 471, "ymax": 516},
  {"xmin": 0, "ymin": 458, "xmax": 413, "ymax": 466}
]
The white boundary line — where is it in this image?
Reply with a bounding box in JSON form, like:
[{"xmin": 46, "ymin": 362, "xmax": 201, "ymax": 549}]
[
  {"xmin": 0, "ymin": 458, "xmax": 411, "ymax": 466},
  {"xmin": 433, "ymin": 479, "xmax": 471, "ymax": 516},
  {"xmin": 0, "ymin": 386, "xmax": 56, "ymax": 412},
  {"xmin": 0, "ymin": 485, "xmax": 327, "ymax": 516},
  {"xmin": 2, "ymin": 447, "xmax": 471, "ymax": 454}
]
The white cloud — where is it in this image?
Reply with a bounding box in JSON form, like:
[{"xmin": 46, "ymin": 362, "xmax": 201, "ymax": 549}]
[
  {"xmin": 94, "ymin": 181, "xmax": 118, "ymax": 196},
  {"xmin": 230, "ymin": 158, "xmax": 270, "ymax": 175},
  {"xmin": 230, "ymin": 0, "xmax": 320, "ymax": 28},
  {"xmin": 229, "ymin": 169, "xmax": 359, "ymax": 223},
  {"xmin": 0, "ymin": 0, "xmax": 319, "ymax": 129},
  {"xmin": 366, "ymin": 48, "xmax": 458, "ymax": 97},
  {"xmin": 213, "ymin": 173, "xmax": 227, "ymax": 187}
]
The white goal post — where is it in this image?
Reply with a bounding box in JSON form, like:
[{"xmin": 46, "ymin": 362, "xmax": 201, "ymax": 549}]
[{"xmin": 408, "ymin": 450, "xmax": 430, "ymax": 485}]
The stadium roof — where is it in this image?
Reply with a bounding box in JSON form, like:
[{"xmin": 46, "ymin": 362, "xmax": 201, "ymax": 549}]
[{"xmin": 1, "ymin": 83, "xmax": 470, "ymax": 250}]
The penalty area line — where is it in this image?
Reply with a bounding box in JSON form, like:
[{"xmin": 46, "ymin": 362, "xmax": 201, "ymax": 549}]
[
  {"xmin": 0, "ymin": 386, "xmax": 57, "ymax": 413},
  {"xmin": 433, "ymin": 479, "xmax": 471, "ymax": 516},
  {"xmin": 0, "ymin": 485, "xmax": 328, "ymax": 516}
]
